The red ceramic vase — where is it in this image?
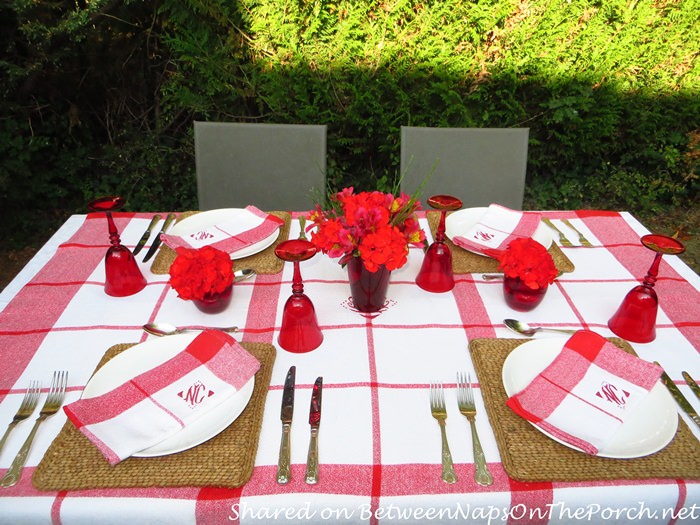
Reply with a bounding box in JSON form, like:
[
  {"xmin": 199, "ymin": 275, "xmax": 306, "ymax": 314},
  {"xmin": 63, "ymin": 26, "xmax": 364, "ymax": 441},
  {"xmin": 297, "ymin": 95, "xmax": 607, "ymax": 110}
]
[
  {"xmin": 347, "ymin": 257, "xmax": 391, "ymax": 313},
  {"xmin": 192, "ymin": 284, "xmax": 233, "ymax": 314},
  {"xmin": 503, "ymin": 276, "xmax": 547, "ymax": 312}
]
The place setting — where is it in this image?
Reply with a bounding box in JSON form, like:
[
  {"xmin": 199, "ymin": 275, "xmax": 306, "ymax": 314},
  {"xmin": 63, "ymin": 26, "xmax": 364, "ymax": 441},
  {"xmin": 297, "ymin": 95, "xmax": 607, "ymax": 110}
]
[
  {"xmin": 426, "ymin": 200, "xmax": 576, "ymax": 275},
  {"xmin": 145, "ymin": 206, "xmax": 293, "ymax": 275},
  {"xmin": 468, "ymin": 325, "xmax": 700, "ymax": 482},
  {"xmin": 32, "ymin": 330, "xmax": 277, "ymax": 490}
]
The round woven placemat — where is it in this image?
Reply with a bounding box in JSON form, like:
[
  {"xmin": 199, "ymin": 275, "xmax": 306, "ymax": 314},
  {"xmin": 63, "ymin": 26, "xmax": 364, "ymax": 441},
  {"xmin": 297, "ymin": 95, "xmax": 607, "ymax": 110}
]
[
  {"xmin": 149, "ymin": 211, "xmax": 291, "ymax": 275},
  {"xmin": 33, "ymin": 341, "xmax": 276, "ymax": 490},
  {"xmin": 469, "ymin": 337, "xmax": 700, "ymax": 482},
  {"xmin": 427, "ymin": 211, "xmax": 575, "ymax": 275}
]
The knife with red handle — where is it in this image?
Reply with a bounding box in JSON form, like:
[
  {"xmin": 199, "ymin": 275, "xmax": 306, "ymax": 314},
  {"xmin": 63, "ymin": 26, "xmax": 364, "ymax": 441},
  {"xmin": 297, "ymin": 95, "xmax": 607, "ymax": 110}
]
[{"xmin": 305, "ymin": 377, "xmax": 323, "ymax": 484}]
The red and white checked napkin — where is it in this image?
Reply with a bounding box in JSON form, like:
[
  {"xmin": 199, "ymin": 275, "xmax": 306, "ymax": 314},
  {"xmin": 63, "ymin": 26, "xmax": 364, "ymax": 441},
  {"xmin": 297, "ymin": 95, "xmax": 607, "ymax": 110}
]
[
  {"xmin": 161, "ymin": 206, "xmax": 283, "ymax": 254},
  {"xmin": 64, "ymin": 330, "xmax": 260, "ymax": 465},
  {"xmin": 506, "ymin": 330, "xmax": 663, "ymax": 455},
  {"xmin": 452, "ymin": 204, "xmax": 542, "ymax": 258}
]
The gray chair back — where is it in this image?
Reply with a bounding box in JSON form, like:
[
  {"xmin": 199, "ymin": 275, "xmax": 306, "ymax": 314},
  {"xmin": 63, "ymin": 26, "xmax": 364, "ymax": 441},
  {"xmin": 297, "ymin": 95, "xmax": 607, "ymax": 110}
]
[
  {"xmin": 194, "ymin": 121, "xmax": 327, "ymax": 210},
  {"xmin": 400, "ymin": 127, "xmax": 529, "ymax": 209}
]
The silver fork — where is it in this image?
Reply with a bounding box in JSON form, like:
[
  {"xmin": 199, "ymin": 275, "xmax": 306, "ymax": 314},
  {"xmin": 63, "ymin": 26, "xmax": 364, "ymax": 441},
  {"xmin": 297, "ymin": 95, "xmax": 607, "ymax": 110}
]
[
  {"xmin": 429, "ymin": 383, "xmax": 457, "ymax": 484},
  {"xmin": 1, "ymin": 371, "xmax": 68, "ymax": 488},
  {"xmin": 456, "ymin": 372, "xmax": 493, "ymax": 486},
  {"xmin": 562, "ymin": 219, "xmax": 593, "ymax": 247},
  {"xmin": 542, "ymin": 218, "xmax": 573, "ymax": 247},
  {"xmin": 0, "ymin": 381, "xmax": 41, "ymax": 455}
]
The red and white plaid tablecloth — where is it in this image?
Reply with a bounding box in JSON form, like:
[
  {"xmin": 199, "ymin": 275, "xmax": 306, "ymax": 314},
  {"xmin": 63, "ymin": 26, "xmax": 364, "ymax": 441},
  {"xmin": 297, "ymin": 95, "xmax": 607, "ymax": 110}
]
[{"xmin": 0, "ymin": 210, "xmax": 698, "ymax": 525}]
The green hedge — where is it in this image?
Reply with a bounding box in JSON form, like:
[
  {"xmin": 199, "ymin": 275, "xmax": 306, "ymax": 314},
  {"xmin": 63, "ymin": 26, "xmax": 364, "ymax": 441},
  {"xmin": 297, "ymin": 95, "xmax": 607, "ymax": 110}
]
[{"xmin": 1, "ymin": 0, "xmax": 698, "ymax": 246}]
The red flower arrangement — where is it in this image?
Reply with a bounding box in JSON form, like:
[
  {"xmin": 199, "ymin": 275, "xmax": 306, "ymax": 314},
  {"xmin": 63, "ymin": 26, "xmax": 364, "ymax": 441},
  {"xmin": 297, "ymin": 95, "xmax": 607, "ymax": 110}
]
[
  {"xmin": 169, "ymin": 246, "xmax": 234, "ymax": 301},
  {"xmin": 497, "ymin": 238, "xmax": 558, "ymax": 290},
  {"xmin": 308, "ymin": 187, "xmax": 426, "ymax": 272}
]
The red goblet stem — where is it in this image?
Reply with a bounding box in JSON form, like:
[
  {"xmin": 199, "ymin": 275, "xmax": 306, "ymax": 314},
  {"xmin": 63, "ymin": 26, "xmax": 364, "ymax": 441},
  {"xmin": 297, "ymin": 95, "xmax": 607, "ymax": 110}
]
[
  {"xmin": 435, "ymin": 210, "xmax": 447, "ymax": 243},
  {"xmin": 292, "ymin": 261, "xmax": 304, "ymax": 295},
  {"xmin": 643, "ymin": 252, "xmax": 663, "ymax": 287},
  {"xmin": 106, "ymin": 211, "xmax": 121, "ymax": 246}
]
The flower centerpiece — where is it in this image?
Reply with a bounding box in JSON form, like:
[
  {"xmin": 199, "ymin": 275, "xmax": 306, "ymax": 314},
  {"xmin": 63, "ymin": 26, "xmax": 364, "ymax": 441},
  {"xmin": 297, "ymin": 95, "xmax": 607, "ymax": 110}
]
[
  {"xmin": 308, "ymin": 187, "xmax": 426, "ymax": 313},
  {"xmin": 497, "ymin": 237, "xmax": 558, "ymax": 311},
  {"xmin": 169, "ymin": 246, "xmax": 234, "ymax": 313}
]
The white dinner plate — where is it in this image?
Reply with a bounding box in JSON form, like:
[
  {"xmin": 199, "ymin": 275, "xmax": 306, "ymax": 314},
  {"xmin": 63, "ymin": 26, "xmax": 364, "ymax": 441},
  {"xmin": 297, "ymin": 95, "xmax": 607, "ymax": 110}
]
[
  {"xmin": 502, "ymin": 338, "xmax": 678, "ymax": 458},
  {"xmin": 445, "ymin": 207, "xmax": 552, "ymax": 253},
  {"xmin": 168, "ymin": 208, "xmax": 280, "ymax": 260},
  {"xmin": 82, "ymin": 333, "xmax": 255, "ymax": 457}
]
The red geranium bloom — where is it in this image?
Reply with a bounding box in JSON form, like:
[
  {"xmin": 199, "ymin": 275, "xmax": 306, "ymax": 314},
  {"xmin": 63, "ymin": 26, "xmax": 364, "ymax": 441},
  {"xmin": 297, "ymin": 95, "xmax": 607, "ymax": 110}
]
[
  {"xmin": 169, "ymin": 246, "xmax": 234, "ymax": 300},
  {"xmin": 497, "ymin": 238, "xmax": 558, "ymax": 290},
  {"xmin": 307, "ymin": 187, "xmax": 426, "ymax": 272}
]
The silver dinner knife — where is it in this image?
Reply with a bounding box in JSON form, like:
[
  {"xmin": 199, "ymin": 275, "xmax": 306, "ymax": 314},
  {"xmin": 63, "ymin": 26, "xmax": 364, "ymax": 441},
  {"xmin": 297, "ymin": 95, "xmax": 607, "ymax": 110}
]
[
  {"xmin": 132, "ymin": 214, "xmax": 161, "ymax": 255},
  {"xmin": 142, "ymin": 213, "xmax": 176, "ymax": 262},
  {"xmin": 656, "ymin": 363, "xmax": 700, "ymax": 430},
  {"xmin": 305, "ymin": 376, "xmax": 323, "ymax": 484},
  {"xmin": 276, "ymin": 366, "xmax": 296, "ymax": 484},
  {"xmin": 682, "ymin": 371, "xmax": 700, "ymax": 402}
]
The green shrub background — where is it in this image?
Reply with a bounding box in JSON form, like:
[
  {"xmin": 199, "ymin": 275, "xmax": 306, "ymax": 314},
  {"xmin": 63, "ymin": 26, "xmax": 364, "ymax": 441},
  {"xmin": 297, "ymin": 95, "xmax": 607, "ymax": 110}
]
[{"xmin": 1, "ymin": 0, "xmax": 698, "ymax": 247}]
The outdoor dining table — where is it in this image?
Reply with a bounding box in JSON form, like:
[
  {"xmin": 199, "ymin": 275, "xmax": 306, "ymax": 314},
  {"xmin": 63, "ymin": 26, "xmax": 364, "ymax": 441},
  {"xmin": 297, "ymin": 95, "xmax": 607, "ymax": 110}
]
[{"xmin": 0, "ymin": 208, "xmax": 698, "ymax": 525}]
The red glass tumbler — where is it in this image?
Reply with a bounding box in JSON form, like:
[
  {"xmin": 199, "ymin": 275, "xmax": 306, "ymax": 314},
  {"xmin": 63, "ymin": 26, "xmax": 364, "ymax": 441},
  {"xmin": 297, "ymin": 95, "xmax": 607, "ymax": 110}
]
[{"xmin": 503, "ymin": 276, "xmax": 548, "ymax": 311}]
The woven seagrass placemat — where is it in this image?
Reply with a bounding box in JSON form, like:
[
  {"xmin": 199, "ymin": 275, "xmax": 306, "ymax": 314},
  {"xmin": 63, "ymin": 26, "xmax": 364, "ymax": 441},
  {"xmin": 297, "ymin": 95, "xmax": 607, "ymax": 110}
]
[
  {"xmin": 149, "ymin": 211, "xmax": 291, "ymax": 275},
  {"xmin": 427, "ymin": 211, "xmax": 575, "ymax": 275},
  {"xmin": 33, "ymin": 341, "xmax": 276, "ymax": 490},
  {"xmin": 469, "ymin": 337, "xmax": 700, "ymax": 482}
]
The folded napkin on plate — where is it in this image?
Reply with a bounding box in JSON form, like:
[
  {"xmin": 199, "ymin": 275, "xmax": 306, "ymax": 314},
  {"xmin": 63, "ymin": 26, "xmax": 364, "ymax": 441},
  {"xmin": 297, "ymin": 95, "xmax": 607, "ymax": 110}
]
[
  {"xmin": 506, "ymin": 330, "xmax": 662, "ymax": 455},
  {"xmin": 64, "ymin": 330, "xmax": 260, "ymax": 465},
  {"xmin": 161, "ymin": 206, "xmax": 283, "ymax": 254},
  {"xmin": 452, "ymin": 204, "xmax": 542, "ymax": 257}
]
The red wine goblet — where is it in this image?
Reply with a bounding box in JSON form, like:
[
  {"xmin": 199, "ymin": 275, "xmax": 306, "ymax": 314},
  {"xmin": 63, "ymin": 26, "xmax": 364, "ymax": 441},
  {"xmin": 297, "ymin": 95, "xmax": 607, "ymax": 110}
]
[
  {"xmin": 275, "ymin": 239, "xmax": 323, "ymax": 353},
  {"xmin": 416, "ymin": 195, "xmax": 463, "ymax": 293},
  {"xmin": 88, "ymin": 196, "xmax": 146, "ymax": 297}
]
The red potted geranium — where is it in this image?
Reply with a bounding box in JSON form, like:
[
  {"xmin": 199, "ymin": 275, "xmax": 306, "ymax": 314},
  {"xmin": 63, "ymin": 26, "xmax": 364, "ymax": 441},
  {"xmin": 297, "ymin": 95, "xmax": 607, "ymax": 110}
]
[
  {"xmin": 308, "ymin": 187, "xmax": 426, "ymax": 313},
  {"xmin": 169, "ymin": 246, "xmax": 234, "ymax": 313},
  {"xmin": 497, "ymin": 238, "xmax": 558, "ymax": 311}
]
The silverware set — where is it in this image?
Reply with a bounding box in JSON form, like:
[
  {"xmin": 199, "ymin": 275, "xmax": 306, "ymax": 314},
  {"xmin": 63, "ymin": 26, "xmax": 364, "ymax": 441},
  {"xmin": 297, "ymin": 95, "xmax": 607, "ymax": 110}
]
[
  {"xmin": 142, "ymin": 213, "xmax": 176, "ymax": 262},
  {"xmin": 542, "ymin": 218, "xmax": 593, "ymax": 247},
  {"xmin": 276, "ymin": 367, "xmax": 324, "ymax": 485},
  {"xmin": 1, "ymin": 371, "xmax": 68, "ymax": 488},
  {"xmin": 429, "ymin": 374, "xmax": 493, "ymax": 486}
]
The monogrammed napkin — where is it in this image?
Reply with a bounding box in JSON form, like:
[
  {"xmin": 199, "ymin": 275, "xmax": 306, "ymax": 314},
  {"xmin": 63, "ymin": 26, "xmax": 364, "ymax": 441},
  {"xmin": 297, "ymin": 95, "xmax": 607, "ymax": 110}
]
[
  {"xmin": 64, "ymin": 330, "xmax": 260, "ymax": 465},
  {"xmin": 161, "ymin": 206, "xmax": 284, "ymax": 255},
  {"xmin": 506, "ymin": 330, "xmax": 663, "ymax": 455},
  {"xmin": 452, "ymin": 204, "xmax": 542, "ymax": 258}
]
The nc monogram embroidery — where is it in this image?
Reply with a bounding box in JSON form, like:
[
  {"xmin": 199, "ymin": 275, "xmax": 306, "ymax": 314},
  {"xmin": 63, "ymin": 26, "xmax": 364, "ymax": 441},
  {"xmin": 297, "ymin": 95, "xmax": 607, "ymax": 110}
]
[
  {"xmin": 473, "ymin": 230, "xmax": 494, "ymax": 242},
  {"xmin": 595, "ymin": 381, "xmax": 630, "ymax": 408},
  {"xmin": 190, "ymin": 230, "xmax": 215, "ymax": 241},
  {"xmin": 178, "ymin": 380, "xmax": 215, "ymax": 409}
]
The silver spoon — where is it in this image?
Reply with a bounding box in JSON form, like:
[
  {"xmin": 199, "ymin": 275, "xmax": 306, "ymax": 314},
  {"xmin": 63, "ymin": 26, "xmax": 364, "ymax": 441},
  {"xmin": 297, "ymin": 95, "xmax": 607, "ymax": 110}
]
[
  {"xmin": 234, "ymin": 269, "xmax": 256, "ymax": 282},
  {"xmin": 143, "ymin": 322, "xmax": 239, "ymax": 337},
  {"xmin": 504, "ymin": 319, "xmax": 577, "ymax": 337}
]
